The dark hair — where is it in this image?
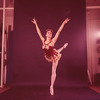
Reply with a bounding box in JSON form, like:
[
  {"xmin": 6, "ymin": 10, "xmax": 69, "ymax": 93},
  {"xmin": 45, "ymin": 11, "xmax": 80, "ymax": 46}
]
[{"xmin": 46, "ymin": 29, "xmax": 53, "ymax": 33}]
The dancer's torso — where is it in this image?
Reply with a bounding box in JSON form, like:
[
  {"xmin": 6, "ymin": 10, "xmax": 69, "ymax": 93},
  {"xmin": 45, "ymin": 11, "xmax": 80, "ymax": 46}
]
[
  {"xmin": 42, "ymin": 39, "xmax": 54, "ymax": 50},
  {"xmin": 42, "ymin": 39, "xmax": 61, "ymax": 62}
]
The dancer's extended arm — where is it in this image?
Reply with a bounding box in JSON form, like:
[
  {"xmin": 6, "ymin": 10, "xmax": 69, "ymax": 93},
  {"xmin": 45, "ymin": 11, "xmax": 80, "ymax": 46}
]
[
  {"xmin": 52, "ymin": 18, "xmax": 70, "ymax": 43},
  {"xmin": 32, "ymin": 18, "xmax": 45, "ymax": 42}
]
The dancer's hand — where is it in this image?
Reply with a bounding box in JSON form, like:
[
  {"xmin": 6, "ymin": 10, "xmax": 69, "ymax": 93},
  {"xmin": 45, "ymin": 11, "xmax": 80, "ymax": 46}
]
[
  {"xmin": 63, "ymin": 43, "xmax": 68, "ymax": 48},
  {"xmin": 63, "ymin": 18, "xmax": 70, "ymax": 24},
  {"xmin": 32, "ymin": 18, "xmax": 37, "ymax": 24}
]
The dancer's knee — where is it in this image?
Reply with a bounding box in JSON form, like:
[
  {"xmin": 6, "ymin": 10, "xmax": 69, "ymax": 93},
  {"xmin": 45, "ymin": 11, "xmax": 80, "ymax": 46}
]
[{"xmin": 52, "ymin": 70, "xmax": 56, "ymax": 77}]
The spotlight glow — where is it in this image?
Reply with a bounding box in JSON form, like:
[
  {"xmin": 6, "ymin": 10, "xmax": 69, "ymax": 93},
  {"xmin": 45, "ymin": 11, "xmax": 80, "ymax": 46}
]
[{"xmin": 98, "ymin": 32, "xmax": 100, "ymax": 38}]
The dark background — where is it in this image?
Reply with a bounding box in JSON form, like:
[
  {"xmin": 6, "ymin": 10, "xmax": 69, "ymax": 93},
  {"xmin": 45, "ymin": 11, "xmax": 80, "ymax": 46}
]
[{"xmin": 12, "ymin": 0, "xmax": 87, "ymax": 86}]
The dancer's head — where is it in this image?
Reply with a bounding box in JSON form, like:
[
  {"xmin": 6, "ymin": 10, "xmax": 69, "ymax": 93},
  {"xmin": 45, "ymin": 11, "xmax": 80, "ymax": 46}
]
[{"xmin": 46, "ymin": 29, "xmax": 53, "ymax": 39}]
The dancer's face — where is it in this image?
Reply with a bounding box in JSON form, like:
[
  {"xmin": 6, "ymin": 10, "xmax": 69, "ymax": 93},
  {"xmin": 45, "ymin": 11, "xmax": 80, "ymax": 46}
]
[{"xmin": 46, "ymin": 31, "xmax": 52, "ymax": 39}]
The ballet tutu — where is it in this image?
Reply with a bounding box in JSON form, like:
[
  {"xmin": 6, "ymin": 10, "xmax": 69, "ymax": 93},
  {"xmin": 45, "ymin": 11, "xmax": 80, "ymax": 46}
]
[{"xmin": 43, "ymin": 46, "xmax": 61, "ymax": 62}]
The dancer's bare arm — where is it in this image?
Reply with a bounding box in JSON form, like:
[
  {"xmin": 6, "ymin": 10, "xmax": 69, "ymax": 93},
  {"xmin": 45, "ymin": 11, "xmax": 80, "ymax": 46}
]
[
  {"xmin": 52, "ymin": 18, "xmax": 70, "ymax": 43},
  {"xmin": 32, "ymin": 18, "xmax": 45, "ymax": 42}
]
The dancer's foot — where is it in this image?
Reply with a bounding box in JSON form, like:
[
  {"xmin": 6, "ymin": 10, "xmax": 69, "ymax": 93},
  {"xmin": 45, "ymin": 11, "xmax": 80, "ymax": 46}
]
[
  {"xmin": 50, "ymin": 86, "xmax": 54, "ymax": 95},
  {"xmin": 63, "ymin": 43, "xmax": 68, "ymax": 48}
]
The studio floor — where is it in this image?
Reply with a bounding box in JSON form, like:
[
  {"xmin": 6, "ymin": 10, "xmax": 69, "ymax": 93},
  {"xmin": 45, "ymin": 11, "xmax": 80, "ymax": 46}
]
[{"xmin": 0, "ymin": 85, "xmax": 100, "ymax": 100}]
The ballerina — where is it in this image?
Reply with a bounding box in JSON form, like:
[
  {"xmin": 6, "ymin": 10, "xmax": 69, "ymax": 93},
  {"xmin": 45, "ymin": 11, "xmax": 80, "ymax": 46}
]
[{"xmin": 32, "ymin": 18, "xmax": 70, "ymax": 95}]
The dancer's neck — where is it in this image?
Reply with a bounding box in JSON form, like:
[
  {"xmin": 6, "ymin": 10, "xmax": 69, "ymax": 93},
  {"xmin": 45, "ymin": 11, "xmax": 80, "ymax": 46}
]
[{"xmin": 46, "ymin": 37, "xmax": 51, "ymax": 42}]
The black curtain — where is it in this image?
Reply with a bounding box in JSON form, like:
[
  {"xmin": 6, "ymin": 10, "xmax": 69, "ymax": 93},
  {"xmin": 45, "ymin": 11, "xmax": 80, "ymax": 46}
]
[{"xmin": 12, "ymin": 0, "xmax": 87, "ymax": 86}]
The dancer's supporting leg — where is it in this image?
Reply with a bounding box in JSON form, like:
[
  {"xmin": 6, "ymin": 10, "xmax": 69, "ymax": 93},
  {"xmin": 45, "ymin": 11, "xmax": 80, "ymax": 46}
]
[
  {"xmin": 50, "ymin": 43, "xmax": 68, "ymax": 95},
  {"xmin": 50, "ymin": 60, "xmax": 58, "ymax": 95}
]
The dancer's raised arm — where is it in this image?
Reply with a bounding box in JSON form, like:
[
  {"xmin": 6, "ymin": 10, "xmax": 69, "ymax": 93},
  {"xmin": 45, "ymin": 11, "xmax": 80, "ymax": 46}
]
[
  {"xmin": 52, "ymin": 18, "xmax": 70, "ymax": 43},
  {"xmin": 32, "ymin": 18, "xmax": 45, "ymax": 42}
]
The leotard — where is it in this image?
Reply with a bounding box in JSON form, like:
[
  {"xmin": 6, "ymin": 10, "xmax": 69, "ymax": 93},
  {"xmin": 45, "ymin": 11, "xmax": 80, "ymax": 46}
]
[{"xmin": 42, "ymin": 40, "xmax": 61, "ymax": 62}]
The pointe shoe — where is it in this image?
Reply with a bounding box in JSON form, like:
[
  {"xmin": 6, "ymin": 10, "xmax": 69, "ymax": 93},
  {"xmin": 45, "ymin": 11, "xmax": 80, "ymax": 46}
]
[
  {"xmin": 50, "ymin": 87, "xmax": 54, "ymax": 95},
  {"xmin": 63, "ymin": 43, "xmax": 68, "ymax": 48}
]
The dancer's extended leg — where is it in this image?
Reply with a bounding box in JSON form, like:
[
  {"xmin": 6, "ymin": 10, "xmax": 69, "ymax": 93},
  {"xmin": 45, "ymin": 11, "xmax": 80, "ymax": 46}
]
[{"xmin": 57, "ymin": 43, "xmax": 68, "ymax": 53}]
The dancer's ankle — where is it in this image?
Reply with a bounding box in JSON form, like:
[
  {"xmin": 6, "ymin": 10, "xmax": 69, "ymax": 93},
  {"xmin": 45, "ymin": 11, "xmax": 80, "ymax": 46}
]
[
  {"xmin": 50, "ymin": 86, "xmax": 53, "ymax": 88},
  {"xmin": 50, "ymin": 86, "xmax": 54, "ymax": 95}
]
